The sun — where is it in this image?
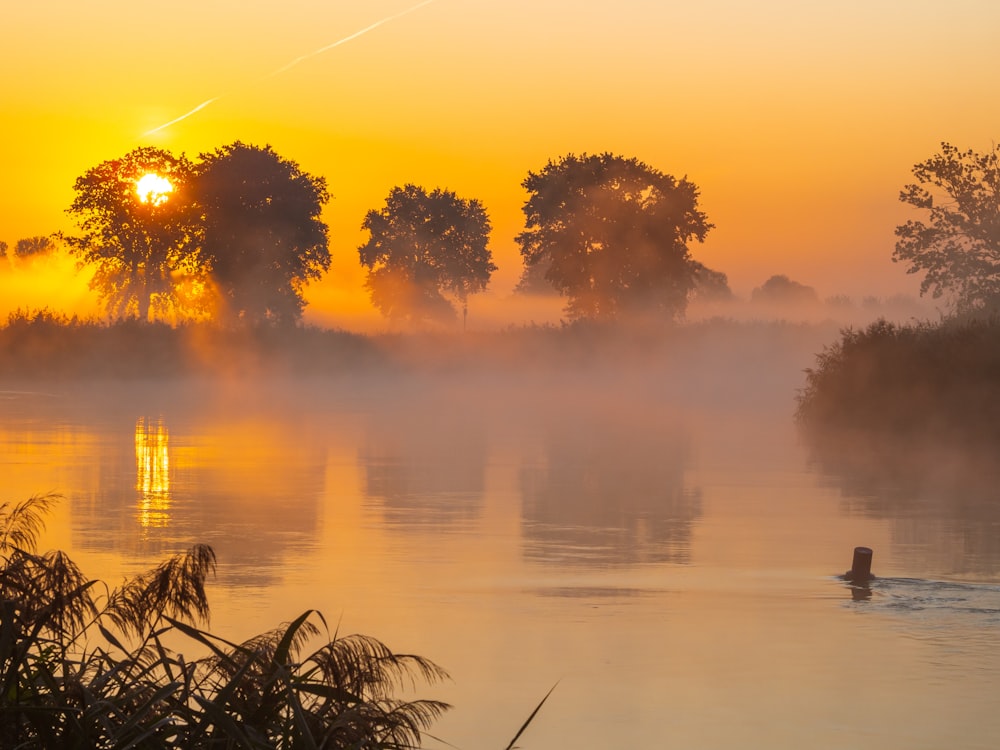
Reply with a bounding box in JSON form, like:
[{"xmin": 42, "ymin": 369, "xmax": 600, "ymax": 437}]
[{"xmin": 136, "ymin": 172, "xmax": 174, "ymax": 206}]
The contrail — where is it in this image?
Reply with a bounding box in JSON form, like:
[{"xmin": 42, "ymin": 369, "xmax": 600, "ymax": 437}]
[
  {"xmin": 269, "ymin": 0, "xmax": 437, "ymax": 77},
  {"xmin": 144, "ymin": 97, "xmax": 221, "ymax": 137},
  {"xmin": 142, "ymin": 0, "xmax": 437, "ymax": 137}
]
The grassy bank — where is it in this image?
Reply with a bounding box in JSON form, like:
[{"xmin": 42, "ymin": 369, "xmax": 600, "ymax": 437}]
[
  {"xmin": 0, "ymin": 309, "xmax": 843, "ymax": 380},
  {"xmin": 0, "ymin": 310, "xmax": 387, "ymax": 380}
]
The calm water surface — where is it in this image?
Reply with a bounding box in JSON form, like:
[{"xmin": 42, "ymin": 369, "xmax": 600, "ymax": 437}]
[{"xmin": 2, "ymin": 368, "xmax": 999, "ymax": 750}]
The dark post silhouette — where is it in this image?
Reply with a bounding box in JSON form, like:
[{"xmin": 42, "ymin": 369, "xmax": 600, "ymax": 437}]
[{"xmin": 845, "ymin": 546, "xmax": 874, "ymax": 582}]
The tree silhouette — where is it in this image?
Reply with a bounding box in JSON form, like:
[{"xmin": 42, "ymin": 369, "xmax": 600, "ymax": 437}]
[
  {"xmin": 1, "ymin": 495, "xmax": 449, "ymax": 747},
  {"xmin": 689, "ymin": 260, "xmax": 733, "ymax": 303},
  {"xmin": 359, "ymin": 184, "xmax": 495, "ymax": 326},
  {"xmin": 513, "ymin": 253, "xmax": 558, "ymax": 296},
  {"xmin": 894, "ymin": 142, "xmax": 1000, "ymax": 314},
  {"xmin": 751, "ymin": 274, "xmax": 818, "ymax": 305},
  {"xmin": 194, "ymin": 142, "xmax": 331, "ymax": 326},
  {"xmin": 516, "ymin": 152, "xmax": 713, "ymax": 321},
  {"xmin": 14, "ymin": 236, "xmax": 56, "ymax": 258},
  {"xmin": 64, "ymin": 147, "xmax": 203, "ymax": 322}
]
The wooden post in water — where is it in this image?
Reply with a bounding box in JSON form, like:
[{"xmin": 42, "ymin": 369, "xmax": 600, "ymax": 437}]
[{"xmin": 845, "ymin": 546, "xmax": 874, "ymax": 582}]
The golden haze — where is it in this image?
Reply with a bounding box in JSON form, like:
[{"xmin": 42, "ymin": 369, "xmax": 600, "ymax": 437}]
[{"xmin": 3, "ymin": 0, "xmax": 999, "ymax": 329}]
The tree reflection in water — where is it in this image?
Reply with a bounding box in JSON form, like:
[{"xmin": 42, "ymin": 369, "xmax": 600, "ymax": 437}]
[
  {"xmin": 520, "ymin": 408, "xmax": 700, "ymax": 567},
  {"xmin": 359, "ymin": 402, "xmax": 486, "ymax": 532},
  {"xmin": 805, "ymin": 428, "xmax": 1000, "ymax": 578}
]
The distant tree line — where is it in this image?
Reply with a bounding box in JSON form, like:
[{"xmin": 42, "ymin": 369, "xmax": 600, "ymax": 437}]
[
  {"xmin": 18, "ymin": 145, "xmax": 730, "ymax": 328},
  {"xmin": 8, "ymin": 138, "xmax": 996, "ymax": 329},
  {"xmin": 0, "ymin": 236, "xmax": 57, "ymax": 260}
]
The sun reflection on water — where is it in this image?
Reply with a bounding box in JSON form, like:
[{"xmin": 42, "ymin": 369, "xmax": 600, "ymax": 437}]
[{"xmin": 135, "ymin": 417, "xmax": 171, "ymax": 527}]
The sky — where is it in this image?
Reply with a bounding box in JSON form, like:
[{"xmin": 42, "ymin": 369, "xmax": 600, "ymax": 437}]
[{"xmin": 2, "ymin": 0, "xmax": 999, "ymax": 329}]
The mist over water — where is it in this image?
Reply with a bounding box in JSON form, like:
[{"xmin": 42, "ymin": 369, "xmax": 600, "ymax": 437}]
[{"xmin": 2, "ymin": 309, "xmax": 998, "ymax": 748}]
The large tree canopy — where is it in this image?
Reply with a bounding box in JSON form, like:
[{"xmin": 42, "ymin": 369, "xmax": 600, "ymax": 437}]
[
  {"xmin": 516, "ymin": 152, "xmax": 713, "ymax": 321},
  {"xmin": 359, "ymin": 184, "xmax": 495, "ymax": 326},
  {"xmin": 194, "ymin": 142, "xmax": 330, "ymax": 326},
  {"xmin": 894, "ymin": 142, "xmax": 1000, "ymax": 314},
  {"xmin": 64, "ymin": 147, "xmax": 202, "ymax": 322},
  {"xmin": 64, "ymin": 143, "xmax": 329, "ymax": 326}
]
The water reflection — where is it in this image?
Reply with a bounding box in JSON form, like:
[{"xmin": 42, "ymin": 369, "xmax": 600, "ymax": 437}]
[
  {"xmin": 135, "ymin": 417, "xmax": 171, "ymax": 528},
  {"xmin": 359, "ymin": 402, "xmax": 486, "ymax": 531},
  {"xmin": 845, "ymin": 580, "xmax": 873, "ymax": 601},
  {"xmin": 806, "ymin": 430, "xmax": 1000, "ymax": 578},
  {"xmin": 3, "ymin": 389, "xmax": 330, "ymax": 585},
  {"xmin": 139, "ymin": 415, "xmax": 328, "ymax": 584},
  {"xmin": 520, "ymin": 409, "xmax": 701, "ymax": 566}
]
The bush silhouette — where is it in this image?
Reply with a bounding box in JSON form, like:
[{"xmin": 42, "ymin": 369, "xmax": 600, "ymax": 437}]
[{"xmin": 0, "ymin": 494, "xmax": 448, "ymax": 748}]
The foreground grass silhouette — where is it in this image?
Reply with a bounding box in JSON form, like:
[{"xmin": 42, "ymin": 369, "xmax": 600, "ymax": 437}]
[{"xmin": 0, "ymin": 494, "xmax": 448, "ymax": 748}]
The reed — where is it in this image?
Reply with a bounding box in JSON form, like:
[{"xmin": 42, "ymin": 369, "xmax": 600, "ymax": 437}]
[{"xmin": 0, "ymin": 494, "xmax": 449, "ymax": 748}]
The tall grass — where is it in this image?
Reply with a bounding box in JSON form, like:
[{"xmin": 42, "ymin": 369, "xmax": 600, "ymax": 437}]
[
  {"xmin": 0, "ymin": 310, "xmax": 385, "ymax": 380},
  {"xmin": 1, "ymin": 310, "xmax": 844, "ymax": 383},
  {"xmin": 0, "ymin": 494, "xmax": 448, "ymax": 748}
]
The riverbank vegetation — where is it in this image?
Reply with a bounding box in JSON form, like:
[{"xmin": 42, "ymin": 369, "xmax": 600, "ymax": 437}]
[
  {"xmin": 796, "ymin": 140, "xmax": 1000, "ymax": 443},
  {"xmin": 0, "ymin": 307, "xmax": 848, "ymax": 387},
  {"xmin": 795, "ymin": 316, "xmax": 1000, "ymax": 441},
  {"xmin": 0, "ymin": 310, "xmax": 387, "ymax": 380},
  {"xmin": 795, "ymin": 316, "xmax": 1000, "ymax": 577},
  {"xmin": 0, "ymin": 493, "xmax": 449, "ymax": 748}
]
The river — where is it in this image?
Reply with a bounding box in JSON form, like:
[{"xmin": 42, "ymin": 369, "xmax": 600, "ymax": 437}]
[{"xmin": 3, "ymin": 331, "xmax": 999, "ymax": 749}]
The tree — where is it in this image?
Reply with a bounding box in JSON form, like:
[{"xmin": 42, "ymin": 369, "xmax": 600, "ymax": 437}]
[
  {"xmin": 194, "ymin": 142, "xmax": 330, "ymax": 326},
  {"xmin": 894, "ymin": 142, "xmax": 1000, "ymax": 314},
  {"xmin": 14, "ymin": 236, "xmax": 56, "ymax": 257},
  {"xmin": 64, "ymin": 147, "xmax": 202, "ymax": 321},
  {"xmin": 513, "ymin": 253, "xmax": 558, "ymax": 296},
  {"xmin": 751, "ymin": 274, "xmax": 818, "ymax": 305},
  {"xmin": 690, "ymin": 261, "xmax": 734, "ymax": 303},
  {"xmin": 516, "ymin": 152, "xmax": 713, "ymax": 321},
  {"xmin": 359, "ymin": 184, "xmax": 495, "ymax": 326}
]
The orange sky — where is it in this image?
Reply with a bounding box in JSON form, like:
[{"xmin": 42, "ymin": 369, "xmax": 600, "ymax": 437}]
[{"xmin": 3, "ymin": 0, "xmax": 999, "ymax": 329}]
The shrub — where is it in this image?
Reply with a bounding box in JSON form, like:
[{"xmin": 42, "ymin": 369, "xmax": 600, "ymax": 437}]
[{"xmin": 795, "ymin": 317, "xmax": 1000, "ymax": 439}]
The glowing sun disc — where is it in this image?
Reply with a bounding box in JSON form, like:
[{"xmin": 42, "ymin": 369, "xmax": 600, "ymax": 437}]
[{"xmin": 136, "ymin": 173, "xmax": 173, "ymax": 206}]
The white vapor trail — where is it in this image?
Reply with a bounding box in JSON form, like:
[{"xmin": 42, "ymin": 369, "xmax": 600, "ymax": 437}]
[
  {"xmin": 142, "ymin": 0, "xmax": 437, "ymax": 137},
  {"xmin": 144, "ymin": 97, "xmax": 221, "ymax": 136},
  {"xmin": 269, "ymin": 0, "xmax": 437, "ymax": 77}
]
